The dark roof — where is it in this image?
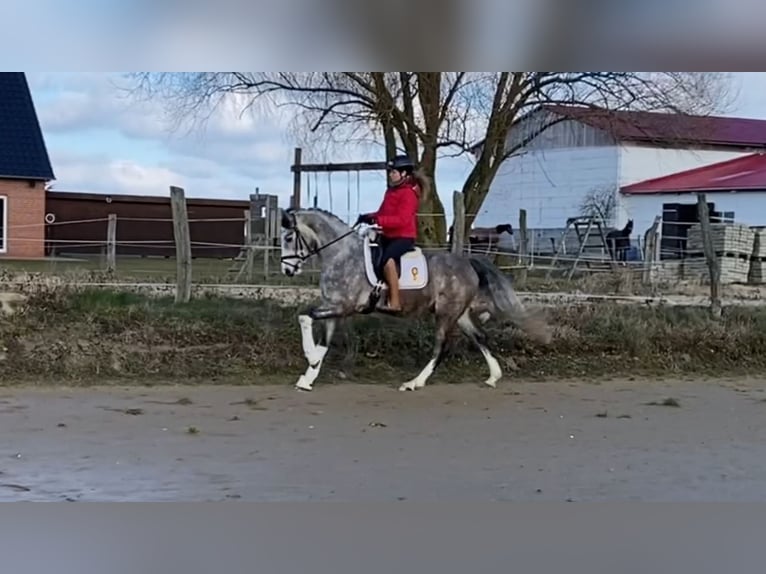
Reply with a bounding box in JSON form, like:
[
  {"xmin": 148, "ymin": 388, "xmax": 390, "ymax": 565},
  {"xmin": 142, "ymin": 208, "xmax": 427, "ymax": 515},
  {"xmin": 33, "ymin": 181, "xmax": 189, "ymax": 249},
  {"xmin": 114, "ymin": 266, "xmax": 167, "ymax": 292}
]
[
  {"xmin": 541, "ymin": 104, "xmax": 766, "ymax": 149},
  {"xmin": 46, "ymin": 190, "xmax": 250, "ymax": 208},
  {"xmin": 621, "ymin": 152, "xmax": 766, "ymax": 195},
  {"xmin": 0, "ymin": 72, "xmax": 55, "ymax": 180}
]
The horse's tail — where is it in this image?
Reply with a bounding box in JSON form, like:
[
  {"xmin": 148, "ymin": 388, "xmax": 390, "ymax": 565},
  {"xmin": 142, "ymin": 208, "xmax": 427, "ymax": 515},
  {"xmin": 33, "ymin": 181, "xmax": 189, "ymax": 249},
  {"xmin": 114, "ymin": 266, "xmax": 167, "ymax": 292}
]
[{"xmin": 468, "ymin": 256, "xmax": 552, "ymax": 345}]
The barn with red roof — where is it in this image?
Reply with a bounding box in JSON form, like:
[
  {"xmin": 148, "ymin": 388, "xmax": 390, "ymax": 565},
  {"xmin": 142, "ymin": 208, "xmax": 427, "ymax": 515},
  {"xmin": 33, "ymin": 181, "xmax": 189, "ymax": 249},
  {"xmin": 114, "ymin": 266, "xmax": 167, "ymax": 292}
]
[
  {"xmin": 621, "ymin": 152, "xmax": 766, "ymax": 260},
  {"xmin": 472, "ymin": 104, "xmax": 766, "ymax": 257}
]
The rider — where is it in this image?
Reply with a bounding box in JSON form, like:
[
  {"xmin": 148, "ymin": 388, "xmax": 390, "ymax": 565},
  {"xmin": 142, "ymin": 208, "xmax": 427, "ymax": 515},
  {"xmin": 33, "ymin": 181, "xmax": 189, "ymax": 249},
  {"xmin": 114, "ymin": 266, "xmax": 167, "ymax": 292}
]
[{"xmin": 356, "ymin": 155, "xmax": 420, "ymax": 313}]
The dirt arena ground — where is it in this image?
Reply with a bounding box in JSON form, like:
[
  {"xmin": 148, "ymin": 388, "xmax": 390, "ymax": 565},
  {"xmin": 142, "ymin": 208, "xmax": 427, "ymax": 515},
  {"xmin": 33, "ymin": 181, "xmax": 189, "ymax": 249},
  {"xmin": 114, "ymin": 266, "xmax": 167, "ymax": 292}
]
[{"xmin": 1, "ymin": 376, "xmax": 766, "ymax": 501}]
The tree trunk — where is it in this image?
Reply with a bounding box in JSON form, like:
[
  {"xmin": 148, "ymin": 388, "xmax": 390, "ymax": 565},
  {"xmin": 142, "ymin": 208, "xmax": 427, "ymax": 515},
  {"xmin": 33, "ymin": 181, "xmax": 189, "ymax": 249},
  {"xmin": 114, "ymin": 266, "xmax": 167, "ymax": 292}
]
[
  {"xmin": 418, "ymin": 179, "xmax": 446, "ymax": 247},
  {"xmin": 461, "ymin": 158, "xmax": 495, "ymax": 235},
  {"xmin": 381, "ymin": 116, "xmax": 397, "ymax": 162},
  {"xmin": 417, "ymin": 146, "xmax": 446, "ymax": 246}
]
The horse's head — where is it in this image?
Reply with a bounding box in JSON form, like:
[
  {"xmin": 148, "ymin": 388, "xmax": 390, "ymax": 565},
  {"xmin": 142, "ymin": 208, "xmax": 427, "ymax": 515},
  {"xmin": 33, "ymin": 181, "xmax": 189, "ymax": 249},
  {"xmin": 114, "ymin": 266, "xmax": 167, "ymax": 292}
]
[
  {"xmin": 279, "ymin": 209, "xmax": 318, "ymax": 277},
  {"xmin": 625, "ymin": 219, "xmax": 634, "ymax": 234},
  {"xmin": 279, "ymin": 207, "xmax": 353, "ymax": 277}
]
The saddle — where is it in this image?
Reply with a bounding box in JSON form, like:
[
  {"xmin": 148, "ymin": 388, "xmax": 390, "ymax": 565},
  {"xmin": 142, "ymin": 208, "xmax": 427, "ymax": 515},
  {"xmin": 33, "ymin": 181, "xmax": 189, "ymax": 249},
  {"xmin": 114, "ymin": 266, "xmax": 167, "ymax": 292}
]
[{"xmin": 362, "ymin": 231, "xmax": 429, "ymax": 290}]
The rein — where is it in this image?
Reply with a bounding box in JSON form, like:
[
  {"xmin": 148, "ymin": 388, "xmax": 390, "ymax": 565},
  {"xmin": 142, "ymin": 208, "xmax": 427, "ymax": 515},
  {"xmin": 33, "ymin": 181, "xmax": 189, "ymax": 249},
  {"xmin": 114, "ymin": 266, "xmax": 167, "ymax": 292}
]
[{"xmin": 280, "ymin": 223, "xmax": 361, "ymax": 270}]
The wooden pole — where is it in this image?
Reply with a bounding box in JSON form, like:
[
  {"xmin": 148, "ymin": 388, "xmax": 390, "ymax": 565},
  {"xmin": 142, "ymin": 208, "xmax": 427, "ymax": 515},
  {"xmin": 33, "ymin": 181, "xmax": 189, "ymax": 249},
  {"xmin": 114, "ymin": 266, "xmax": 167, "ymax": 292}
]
[
  {"xmin": 517, "ymin": 209, "xmax": 528, "ymax": 288},
  {"xmin": 106, "ymin": 213, "xmax": 117, "ymax": 274},
  {"xmin": 290, "ymin": 159, "xmax": 388, "ymax": 174},
  {"xmin": 642, "ymin": 215, "xmax": 661, "ymax": 285},
  {"xmin": 264, "ymin": 195, "xmax": 278, "ymax": 280},
  {"xmin": 697, "ymin": 193, "xmax": 722, "ymax": 318},
  {"xmin": 451, "ymin": 191, "xmax": 465, "ymax": 255},
  {"xmin": 170, "ymin": 185, "xmax": 192, "ymax": 304},
  {"xmin": 243, "ymin": 209, "xmax": 254, "ymax": 282},
  {"xmin": 291, "ymin": 147, "xmax": 302, "ymax": 209}
]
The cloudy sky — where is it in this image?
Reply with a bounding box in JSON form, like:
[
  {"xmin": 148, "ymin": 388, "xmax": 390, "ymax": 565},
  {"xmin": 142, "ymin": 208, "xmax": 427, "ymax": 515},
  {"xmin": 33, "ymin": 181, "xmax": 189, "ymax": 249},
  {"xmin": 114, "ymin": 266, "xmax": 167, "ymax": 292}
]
[{"xmin": 26, "ymin": 72, "xmax": 766, "ymax": 223}]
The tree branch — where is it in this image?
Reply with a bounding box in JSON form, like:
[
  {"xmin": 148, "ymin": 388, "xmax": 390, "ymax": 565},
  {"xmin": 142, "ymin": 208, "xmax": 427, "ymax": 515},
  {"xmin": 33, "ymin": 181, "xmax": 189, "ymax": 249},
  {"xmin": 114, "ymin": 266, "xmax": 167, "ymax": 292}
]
[{"xmin": 126, "ymin": 71, "xmax": 733, "ymax": 244}]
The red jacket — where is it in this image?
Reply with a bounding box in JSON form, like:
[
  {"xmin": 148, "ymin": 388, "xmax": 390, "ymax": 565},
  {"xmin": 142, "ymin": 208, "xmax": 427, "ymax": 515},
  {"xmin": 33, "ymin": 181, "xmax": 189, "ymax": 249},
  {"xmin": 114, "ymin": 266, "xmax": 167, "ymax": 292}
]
[{"xmin": 373, "ymin": 178, "xmax": 420, "ymax": 239}]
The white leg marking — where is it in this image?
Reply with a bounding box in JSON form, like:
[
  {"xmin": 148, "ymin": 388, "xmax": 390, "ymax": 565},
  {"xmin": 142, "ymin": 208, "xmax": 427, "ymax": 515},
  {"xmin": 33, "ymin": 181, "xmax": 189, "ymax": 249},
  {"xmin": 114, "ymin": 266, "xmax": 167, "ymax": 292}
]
[
  {"xmin": 458, "ymin": 312, "xmax": 502, "ymax": 388},
  {"xmin": 295, "ymin": 345, "xmax": 329, "ymax": 391},
  {"xmin": 480, "ymin": 346, "xmax": 503, "ymax": 388},
  {"xmin": 295, "ymin": 374, "xmax": 313, "ymax": 392},
  {"xmin": 399, "ymin": 358, "xmax": 437, "ymax": 392},
  {"xmin": 296, "ymin": 314, "xmax": 329, "ymax": 391},
  {"xmin": 299, "ymin": 315, "xmax": 326, "ymax": 365},
  {"xmin": 299, "ymin": 315, "xmax": 316, "ymax": 357},
  {"xmin": 306, "ymin": 344, "xmax": 327, "ymax": 368}
]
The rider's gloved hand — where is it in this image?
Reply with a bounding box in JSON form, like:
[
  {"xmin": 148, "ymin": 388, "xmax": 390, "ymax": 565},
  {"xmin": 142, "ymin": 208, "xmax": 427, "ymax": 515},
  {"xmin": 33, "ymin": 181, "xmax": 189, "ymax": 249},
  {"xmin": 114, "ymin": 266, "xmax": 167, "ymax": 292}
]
[{"xmin": 355, "ymin": 213, "xmax": 376, "ymax": 226}]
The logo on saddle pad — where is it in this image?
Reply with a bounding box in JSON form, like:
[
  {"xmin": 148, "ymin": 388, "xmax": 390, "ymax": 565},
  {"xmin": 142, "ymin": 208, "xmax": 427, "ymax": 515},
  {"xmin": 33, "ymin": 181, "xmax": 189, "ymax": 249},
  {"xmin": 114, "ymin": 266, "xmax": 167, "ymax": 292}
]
[{"xmin": 363, "ymin": 236, "xmax": 429, "ymax": 290}]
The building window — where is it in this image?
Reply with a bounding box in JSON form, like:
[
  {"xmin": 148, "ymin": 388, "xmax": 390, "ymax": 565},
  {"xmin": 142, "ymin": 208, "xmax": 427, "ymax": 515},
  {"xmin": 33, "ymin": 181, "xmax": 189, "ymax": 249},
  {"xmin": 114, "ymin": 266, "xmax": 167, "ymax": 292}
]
[{"xmin": 0, "ymin": 196, "xmax": 6, "ymax": 253}]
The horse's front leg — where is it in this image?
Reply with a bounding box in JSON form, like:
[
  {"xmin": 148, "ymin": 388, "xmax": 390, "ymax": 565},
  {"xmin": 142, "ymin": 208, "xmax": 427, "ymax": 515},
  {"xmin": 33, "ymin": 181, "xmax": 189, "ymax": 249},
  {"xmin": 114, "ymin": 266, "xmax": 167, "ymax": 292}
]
[{"xmin": 295, "ymin": 306, "xmax": 343, "ymax": 392}]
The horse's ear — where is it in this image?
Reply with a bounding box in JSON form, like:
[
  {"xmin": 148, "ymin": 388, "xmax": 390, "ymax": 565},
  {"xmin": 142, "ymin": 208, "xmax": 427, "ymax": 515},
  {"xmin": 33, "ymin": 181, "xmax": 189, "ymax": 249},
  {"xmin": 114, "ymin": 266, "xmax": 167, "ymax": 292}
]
[{"xmin": 280, "ymin": 209, "xmax": 293, "ymax": 230}]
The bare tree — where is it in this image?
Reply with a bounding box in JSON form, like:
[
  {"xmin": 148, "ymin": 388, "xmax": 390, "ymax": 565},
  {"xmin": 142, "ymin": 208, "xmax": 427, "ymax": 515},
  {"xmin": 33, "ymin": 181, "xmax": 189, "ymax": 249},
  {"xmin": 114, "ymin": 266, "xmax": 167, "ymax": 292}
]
[
  {"xmin": 580, "ymin": 185, "xmax": 618, "ymax": 225},
  {"xmin": 125, "ymin": 72, "xmax": 733, "ymax": 246}
]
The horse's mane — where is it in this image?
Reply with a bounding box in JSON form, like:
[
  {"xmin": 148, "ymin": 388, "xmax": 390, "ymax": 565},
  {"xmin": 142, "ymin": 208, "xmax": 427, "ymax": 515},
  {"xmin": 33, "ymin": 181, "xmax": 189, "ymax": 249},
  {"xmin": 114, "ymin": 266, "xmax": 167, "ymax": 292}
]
[
  {"xmin": 284, "ymin": 207, "xmax": 352, "ymax": 249},
  {"xmin": 287, "ymin": 206, "xmax": 349, "ymax": 228}
]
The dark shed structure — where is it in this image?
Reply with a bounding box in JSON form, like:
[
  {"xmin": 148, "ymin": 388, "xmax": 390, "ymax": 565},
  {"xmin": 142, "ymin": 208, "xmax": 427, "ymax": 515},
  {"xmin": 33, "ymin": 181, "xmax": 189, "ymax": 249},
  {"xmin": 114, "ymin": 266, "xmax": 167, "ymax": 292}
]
[{"xmin": 45, "ymin": 191, "xmax": 251, "ymax": 258}]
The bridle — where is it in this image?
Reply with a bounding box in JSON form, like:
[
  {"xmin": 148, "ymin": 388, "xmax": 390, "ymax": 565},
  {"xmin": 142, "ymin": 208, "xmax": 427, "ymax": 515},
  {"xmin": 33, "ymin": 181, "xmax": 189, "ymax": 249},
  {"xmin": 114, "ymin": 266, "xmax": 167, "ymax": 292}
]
[{"xmin": 280, "ymin": 214, "xmax": 361, "ymax": 271}]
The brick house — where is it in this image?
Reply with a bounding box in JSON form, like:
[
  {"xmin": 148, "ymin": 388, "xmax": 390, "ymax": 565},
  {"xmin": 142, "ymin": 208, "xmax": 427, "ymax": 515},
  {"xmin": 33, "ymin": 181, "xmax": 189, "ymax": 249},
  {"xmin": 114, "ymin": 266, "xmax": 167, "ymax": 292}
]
[{"xmin": 0, "ymin": 72, "xmax": 55, "ymax": 259}]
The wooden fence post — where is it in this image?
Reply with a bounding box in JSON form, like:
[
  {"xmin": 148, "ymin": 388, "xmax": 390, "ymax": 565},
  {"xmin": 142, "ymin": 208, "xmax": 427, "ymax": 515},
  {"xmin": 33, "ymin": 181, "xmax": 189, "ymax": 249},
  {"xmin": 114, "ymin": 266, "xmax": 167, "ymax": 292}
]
[
  {"xmin": 106, "ymin": 213, "xmax": 117, "ymax": 274},
  {"xmin": 243, "ymin": 209, "xmax": 255, "ymax": 282},
  {"xmin": 451, "ymin": 191, "xmax": 465, "ymax": 255},
  {"xmin": 263, "ymin": 195, "xmax": 279, "ymax": 280},
  {"xmin": 697, "ymin": 193, "xmax": 722, "ymax": 318},
  {"xmin": 517, "ymin": 208, "xmax": 528, "ymax": 288},
  {"xmin": 291, "ymin": 147, "xmax": 302, "ymax": 209},
  {"xmin": 170, "ymin": 186, "xmax": 192, "ymax": 304},
  {"xmin": 642, "ymin": 215, "xmax": 661, "ymax": 286}
]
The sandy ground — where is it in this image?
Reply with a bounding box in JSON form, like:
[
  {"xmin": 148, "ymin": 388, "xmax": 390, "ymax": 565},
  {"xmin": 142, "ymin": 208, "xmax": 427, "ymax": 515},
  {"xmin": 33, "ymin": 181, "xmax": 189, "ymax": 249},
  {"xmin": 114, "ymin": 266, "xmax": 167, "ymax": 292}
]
[{"xmin": 1, "ymin": 376, "xmax": 766, "ymax": 501}]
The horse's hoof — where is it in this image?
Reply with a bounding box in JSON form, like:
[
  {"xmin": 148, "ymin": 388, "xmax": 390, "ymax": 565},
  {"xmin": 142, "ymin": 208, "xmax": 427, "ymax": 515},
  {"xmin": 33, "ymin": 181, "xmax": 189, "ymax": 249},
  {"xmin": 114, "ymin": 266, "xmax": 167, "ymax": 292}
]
[
  {"xmin": 399, "ymin": 382, "xmax": 418, "ymax": 392},
  {"xmin": 295, "ymin": 377, "xmax": 313, "ymax": 392}
]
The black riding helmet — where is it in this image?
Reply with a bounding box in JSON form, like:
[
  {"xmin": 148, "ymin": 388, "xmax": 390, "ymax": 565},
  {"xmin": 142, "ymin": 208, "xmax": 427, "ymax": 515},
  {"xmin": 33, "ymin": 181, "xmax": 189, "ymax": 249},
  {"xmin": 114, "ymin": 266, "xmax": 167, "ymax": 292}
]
[{"xmin": 387, "ymin": 155, "xmax": 415, "ymax": 174}]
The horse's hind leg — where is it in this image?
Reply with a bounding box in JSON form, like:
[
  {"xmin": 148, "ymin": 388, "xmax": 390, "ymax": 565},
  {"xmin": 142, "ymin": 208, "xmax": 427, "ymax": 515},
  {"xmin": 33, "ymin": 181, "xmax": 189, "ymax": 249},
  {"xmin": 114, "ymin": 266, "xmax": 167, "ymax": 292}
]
[
  {"xmin": 399, "ymin": 318, "xmax": 451, "ymax": 392},
  {"xmin": 457, "ymin": 311, "xmax": 503, "ymax": 388}
]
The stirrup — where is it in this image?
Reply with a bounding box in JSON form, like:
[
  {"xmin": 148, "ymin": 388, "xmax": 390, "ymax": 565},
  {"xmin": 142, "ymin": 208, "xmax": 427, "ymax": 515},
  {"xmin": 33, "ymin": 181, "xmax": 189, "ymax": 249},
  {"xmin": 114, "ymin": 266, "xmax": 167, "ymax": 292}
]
[
  {"xmin": 376, "ymin": 301, "xmax": 402, "ymax": 315},
  {"xmin": 377, "ymin": 307, "xmax": 403, "ymax": 316}
]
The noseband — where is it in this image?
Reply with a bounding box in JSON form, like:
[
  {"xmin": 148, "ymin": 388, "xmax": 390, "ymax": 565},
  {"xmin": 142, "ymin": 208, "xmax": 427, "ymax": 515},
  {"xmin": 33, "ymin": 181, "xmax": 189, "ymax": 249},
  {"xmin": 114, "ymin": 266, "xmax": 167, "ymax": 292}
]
[{"xmin": 280, "ymin": 223, "xmax": 315, "ymax": 271}]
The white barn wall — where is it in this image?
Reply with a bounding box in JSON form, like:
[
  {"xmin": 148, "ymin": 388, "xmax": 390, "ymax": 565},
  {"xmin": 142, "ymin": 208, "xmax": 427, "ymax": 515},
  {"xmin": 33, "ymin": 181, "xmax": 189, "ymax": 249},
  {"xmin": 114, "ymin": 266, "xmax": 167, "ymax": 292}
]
[
  {"xmin": 475, "ymin": 146, "xmax": 618, "ymax": 230},
  {"xmin": 475, "ymin": 111, "xmax": 619, "ymax": 230},
  {"xmin": 474, "ymin": 146, "xmax": 618, "ymax": 254},
  {"xmin": 475, "ymin": 112, "xmax": 618, "ymax": 229},
  {"xmin": 617, "ymin": 145, "xmax": 750, "ymax": 186}
]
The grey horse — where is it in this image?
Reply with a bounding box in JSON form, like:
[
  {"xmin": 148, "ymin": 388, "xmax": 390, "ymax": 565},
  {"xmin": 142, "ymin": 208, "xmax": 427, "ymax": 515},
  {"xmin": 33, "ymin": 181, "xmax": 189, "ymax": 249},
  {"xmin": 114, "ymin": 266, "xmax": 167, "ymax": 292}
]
[{"xmin": 279, "ymin": 207, "xmax": 551, "ymax": 392}]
